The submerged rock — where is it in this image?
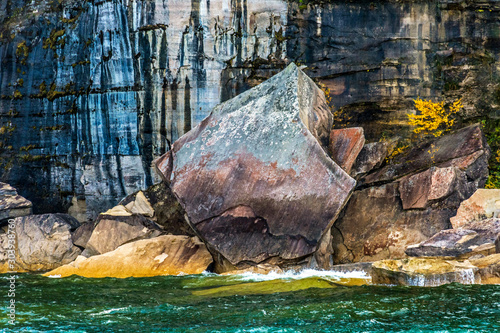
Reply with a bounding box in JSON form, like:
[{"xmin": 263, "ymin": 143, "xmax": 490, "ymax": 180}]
[
  {"xmin": 44, "ymin": 235, "xmax": 213, "ymax": 278},
  {"xmin": 155, "ymin": 63, "xmax": 355, "ymax": 270},
  {"xmin": 0, "ymin": 214, "xmax": 81, "ymax": 273},
  {"xmin": 406, "ymin": 218, "xmax": 500, "ymax": 258},
  {"xmin": 328, "ymin": 127, "xmax": 365, "ymax": 173},
  {"xmin": 333, "ymin": 124, "xmax": 489, "ymax": 264},
  {"xmin": 0, "ymin": 182, "xmax": 32, "ymax": 222},
  {"xmin": 450, "ymin": 189, "xmax": 500, "ymax": 229},
  {"xmin": 85, "ymin": 212, "xmax": 163, "ymax": 255}
]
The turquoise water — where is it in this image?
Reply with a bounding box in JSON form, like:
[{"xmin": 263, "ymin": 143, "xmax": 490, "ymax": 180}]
[{"xmin": 1, "ymin": 271, "xmax": 499, "ymax": 332}]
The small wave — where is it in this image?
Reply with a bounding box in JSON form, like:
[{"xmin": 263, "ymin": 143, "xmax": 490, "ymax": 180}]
[
  {"xmin": 233, "ymin": 269, "xmax": 370, "ymax": 282},
  {"xmin": 90, "ymin": 307, "xmax": 130, "ymax": 316}
]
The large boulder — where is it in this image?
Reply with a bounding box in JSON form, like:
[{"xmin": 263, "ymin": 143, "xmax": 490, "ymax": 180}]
[
  {"xmin": 333, "ymin": 124, "xmax": 489, "ymax": 264},
  {"xmin": 155, "ymin": 63, "xmax": 355, "ymax": 271},
  {"xmin": 85, "ymin": 209, "xmax": 163, "ymax": 255},
  {"xmin": 44, "ymin": 235, "xmax": 213, "ymax": 278},
  {"xmin": 0, "ymin": 214, "xmax": 81, "ymax": 273},
  {"xmin": 406, "ymin": 218, "xmax": 500, "ymax": 258},
  {"xmin": 328, "ymin": 127, "xmax": 365, "ymax": 173},
  {"xmin": 450, "ymin": 189, "xmax": 500, "ymax": 229},
  {"xmin": 0, "ymin": 182, "xmax": 32, "ymax": 222}
]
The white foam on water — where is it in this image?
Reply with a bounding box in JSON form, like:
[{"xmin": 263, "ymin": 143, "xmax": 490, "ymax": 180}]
[
  {"xmin": 47, "ymin": 274, "xmax": 61, "ymax": 278},
  {"xmin": 232, "ymin": 269, "xmax": 371, "ymax": 282},
  {"xmin": 90, "ymin": 307, "xmax": 130, "ymax": 316}
]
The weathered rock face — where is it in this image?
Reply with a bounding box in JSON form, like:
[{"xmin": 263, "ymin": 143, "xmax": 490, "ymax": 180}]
[
  {"xmin": 471, "ymin": 253, "xmax": 500, "ymax": 284},
  {"xmin": 450, "ymin": 189, "xmax": 500, "ymax": 229},
  {"xmin": 156, "ymin": 63, "xmax": 355, "ymax": 270},
  {"xmin": 333, "ymin": 124, "xmax": 489, "ymax": 264},
  {"xmin": 0, "ymin": 214, "xmax": 81, "ymax": 272},
  {"xmin": 44, "ymin": 235, "xmax": 213, "ymax": 278},
  {"xmin": 0, "ymin": 182, "xmax": 32, "ymax": 222},
  {"xmin": 85, "ymin": 212, "xmax": 162, "ymax": 255},
  {"xmin": 119, "ymin": 182, "xmax": 193, "ymax": 236},
  {"xmin": 328, "ymin": 127, "xmax": 365, "ymax": 174},
  {"xmin": 351, "ymin": 138, "xmax": 399, "ymax": 178},
  {"xmin": 406, "ymin": 218, "xmax": 500, "ymax": 258},
  {"xmin": 3, "ymin": 0, "xmax": 500, "ymax": 219}
]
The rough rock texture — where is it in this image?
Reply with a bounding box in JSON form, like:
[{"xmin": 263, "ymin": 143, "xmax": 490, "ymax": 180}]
[
  {"xmin": 333, "ymin": 124, "xmax": 489, "ymax": 264},
  {"xmin": 0, "ymin": 214, "xmax": 81, "ymax": 273},
  {"xmin": 372, "ymin": 258, "xmax": 479, "ymax": 286},
  {"xmin": 3, "ymin": 0, "xmax": 500, "ymax": 219},
  {"xmin": 406, "ymin": 218, "xmax": 500, "ymax": 258},
  {"xmin": 71, "ymin": 222, "xmax": 94, "ymax": 249},
  {"xmin": 450, "ymin": 189, "xmax": 500, "ymax": 229},
  {"xmin": 496, "ymin": 234, "xmax": 500, "ymax": 253},
  {"xmin": 156, "ymin": 64, "xmax": 355, "ymax": 270},
  {"xmin": 328, "ymin": 127, "xmax": 365, "ymax": 173},
  {"xmin": 44, "ymin": 235, "xmax": 213, "ymax": 278},
  {"xmin": 351, "ymin": 138, "xmax": 399, "ymax": 178},
  {"xmin": 85, "ymin": 212, "xmax": 163, "ymax": 255},
  {"xmin": 471, "ymin": 254, "xmax": 500, "ymax": 284},
  {"xmin": 119, "ymin": 182, "xmax": 194, "ymax": 236},
  {"xmin": 0, "ymin": 182, "xmax": 32, "ymax": 222}
]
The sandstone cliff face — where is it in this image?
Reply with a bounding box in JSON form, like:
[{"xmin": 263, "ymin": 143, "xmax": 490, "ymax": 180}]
[{"xmin": 1, "ymin": 0, "xmax": 499, "ymax": 217}]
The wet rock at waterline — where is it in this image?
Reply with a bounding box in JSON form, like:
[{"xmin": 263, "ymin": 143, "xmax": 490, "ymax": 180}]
[
  {"xmin": 406, "ymin": 218, "xmax": 500, "ymax": 258},
  {"xmin": 328, "ymin": 127, "xmax": 365, "ymax": 174},
  {"xmin": 0, "ymin": 214, "xmax": 81, "ymax": 273},
  {"xmin": 44, "ymin": 235, "xmax": 213, "ymax": 278},
  {"xmin": 371, "ymin": 255, "xmax": 500, "ymax": 286},
  {"xmin": 333, "ymin": 124, "xmax": 489, "ymax": 264},
  {"xmin": 450, "ymin": 189, "xmax": 500, "ymax": 229},
  {"xmin": 85, "ymin": 211, "xmax": 163, "ymax": 255},
  {"xmin": 372, "ymin": 258, "xmax": 479, "ymax": 286},
  {"xmin": 155, "ymin": 64, "xmax": 356, "ymax": 270},
  {"xmin": 0, "ymin": 182, "xmax": 32, "ymax": 222}
]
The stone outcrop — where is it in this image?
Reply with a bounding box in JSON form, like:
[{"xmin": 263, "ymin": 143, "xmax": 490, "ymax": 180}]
[
  {"xmin": 351, "ymin": 138, "xmax": 399, "ymax": 178},
  {"xmin": 155, "ymin": 64, "xmax": 356, "ymax": 271},
  {"xmin": 3, "ymin": 0, "xmax": 500, "ymax": 219},
  {"xmin": 85, "ymin": 212, "xmax": 163, "ymax": 255},
  {"xmin": 328, "ymin": 127, "xmax": 365, "ymax": 174},
  {"xmin": 372, "ymin": 255, "xmax": 500, "ymax": 286},
  {"xmin": 0, "ymin": 214, "xmax": 81, "ymax": 273},
  {"xmin": 333, "ymin": 124, "xmax": 489, "ymax": 264},
  {"xmin": 118, "ymin": 182, "xmax": 193, "ymax": 236},
  {"xmin": 44, "ymin": 235, "xmax": 213, "ymax": 278},
  {"xmin": 450, "ymin": 189, "xmax": 500, "ymax": 229},
  {"xmin": 406, "ymin": 218, "xmax": 500, "ymax": 258},
  {"xmin": 0, "ymin": 182, "xmax": 32, "ymax": 222}
]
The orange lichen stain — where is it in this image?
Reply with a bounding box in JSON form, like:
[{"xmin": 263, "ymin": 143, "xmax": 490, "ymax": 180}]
[{"xmin": 270, "ymin": 161, "xmax": 278, "ymax": 169}]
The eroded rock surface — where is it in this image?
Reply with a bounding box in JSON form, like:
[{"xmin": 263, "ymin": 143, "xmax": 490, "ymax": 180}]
[
  {"xmin": 0, "ymin": 182, "xmax": 32, "ymax": 222},
  {"xmin": 333, "ymin": 124, "xmax": 489, "ymax": 264},
  {"xmin": 85, "ymin": 212, "xmax": 163, "ymax": 255},
  {"xmin": 44, "ymin": 235, "xmax": 213, "ymax": 278},
  {"xmin": 406, "ymin": 218, "xmax": 500, "ymax": 258},
  {"xmin": 156, "ymin": 64, "xmax": 355, "ymax": 270},
  {"xmin": 329, "ymin": 127, "xmax": 365, "ymax": 173},
  {"xmin": 450, "ymin": 189, "xmax": 500, "ymax": 229},
  {"xmin": 0, "ymin": 214, "xmax": 80, "ymax": 273}
]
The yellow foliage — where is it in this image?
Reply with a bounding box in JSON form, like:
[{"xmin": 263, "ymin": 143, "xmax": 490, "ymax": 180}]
[{"xmin": 408, "ymin": 98, "xmax": 462, "ymax": 137}]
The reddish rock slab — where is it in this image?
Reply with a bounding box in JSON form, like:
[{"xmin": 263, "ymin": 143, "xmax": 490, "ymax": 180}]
[
  {"xmin": 329, "ymin": 127, "xmax": 365, "ymax": 173},
  {"xmin": 450, "ymin": 189, "xmax": 500, "ymax": 229},
  {"xmin": 155, "ymin": 63, "xmax": 356, "ymax": 269},
  {"xmin": 361, "ymin": 124, "xmax": 489, "ymax": 186}
]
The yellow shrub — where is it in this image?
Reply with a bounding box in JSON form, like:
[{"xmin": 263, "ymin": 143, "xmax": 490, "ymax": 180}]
[{"xmin": 408, "ymin": 98, "xmax": 462, "ymax": 137}]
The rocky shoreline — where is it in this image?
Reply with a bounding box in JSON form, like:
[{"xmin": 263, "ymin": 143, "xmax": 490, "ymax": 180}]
[{"xmin": 1, "ymin": 64, "xmax": 499, "ymax": 286}]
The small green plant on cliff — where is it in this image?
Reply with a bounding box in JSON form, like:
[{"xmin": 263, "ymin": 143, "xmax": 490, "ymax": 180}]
[
  {"xmin": 408, "ymin": 98, "xmax": 462, "ymax": 138},
  {"xmin": 480, "ymin": 118, "xmax": 500, "ymax": 189}
]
